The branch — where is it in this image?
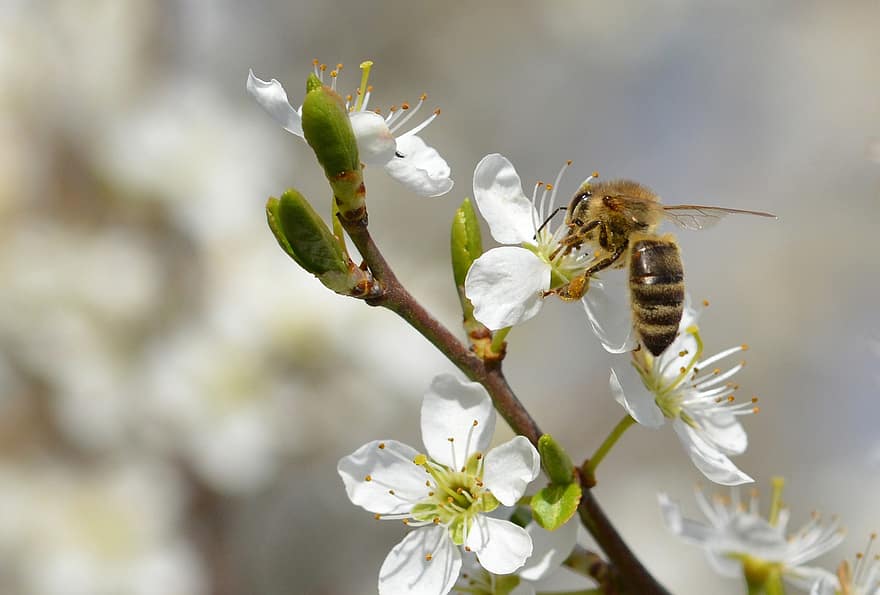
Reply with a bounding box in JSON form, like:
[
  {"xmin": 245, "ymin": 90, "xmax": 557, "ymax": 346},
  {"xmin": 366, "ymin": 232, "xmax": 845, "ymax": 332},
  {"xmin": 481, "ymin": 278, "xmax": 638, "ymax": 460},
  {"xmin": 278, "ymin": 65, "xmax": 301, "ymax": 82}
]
[{"xmin": 340, "ymin": 215, "xmax": 669, "ymax": 595}]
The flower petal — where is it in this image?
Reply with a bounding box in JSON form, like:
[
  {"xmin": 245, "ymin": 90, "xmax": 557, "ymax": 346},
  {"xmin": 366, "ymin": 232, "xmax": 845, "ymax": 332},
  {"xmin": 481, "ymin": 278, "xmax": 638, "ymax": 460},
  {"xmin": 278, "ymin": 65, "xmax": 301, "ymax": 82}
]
[
  {"xmin": 609, "ymin": 367, "xmax": 665, "ymax": 428},
  {"xmin": 466, "ymin": 517, "xmax": 533, "ymax": 575},
  {"xmin": 465, "ymin": 247, "xmax": 550, "ymax": 330},
  {"xmin": 246, "ymin": 69, "xmax": 303, "ymax": 137},
  {"xmin": 672, "ymin": 420, "xmax": 753, "ymax": 486},
  {"xmin": 384, "ymin": 135, "xmax": 454, "ymax": 197},
  {"xmin": 379, "ymin": 526, "xmax": 462, "ymax": 595},
  {"xmin": 581, "ymin": 273, "xmax": 637, "ymax": 354},
  {"xmin": 421, "ymin": 375, "xmax": 495, "ymax": 469},
  {"xmin": 472, "ymin": 154, "xmax": 537, "ymax": 244},
  {"xmin": 657, "ymin": 493, "xmax": 715, "ymax": 546},
  {"xmin": 694, "ymin": 412, "xmax": 747, "ymax": 456},
  {"xmin": 350, "ymin": 111, "xmax": 397, "ymax": 166},
  {"xmin": 807, "ymin": 572, "xmax": 839, "ymax": 595},
  {"xmin": 518, "ymin": 519, "xmax": 578, "ymax": 581},
  {"xmin": 337, "ymin": 440, "xmax": 428, "ymax": 514},
  {"xmin": 481, "ymin": 436, "xmax": 541, "ymax": 506}
]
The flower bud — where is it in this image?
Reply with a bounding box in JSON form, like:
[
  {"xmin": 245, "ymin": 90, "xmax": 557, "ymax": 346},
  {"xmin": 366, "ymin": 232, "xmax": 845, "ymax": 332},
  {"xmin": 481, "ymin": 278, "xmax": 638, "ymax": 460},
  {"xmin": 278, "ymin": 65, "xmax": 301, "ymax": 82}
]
[
  {"xmin": 450, "ymin": 197, "xmax": 483, "ymax": 288},
  {"xmin": 266, "ymin": 189, "xmax": 379, "ymax": 298},
  {"xmin": 301, "ymin": 73, "xmax": 366, "ymax": 223},
  {"xmin": 538, "ymin": 434, "xmax": 574, "ymax": 485}
]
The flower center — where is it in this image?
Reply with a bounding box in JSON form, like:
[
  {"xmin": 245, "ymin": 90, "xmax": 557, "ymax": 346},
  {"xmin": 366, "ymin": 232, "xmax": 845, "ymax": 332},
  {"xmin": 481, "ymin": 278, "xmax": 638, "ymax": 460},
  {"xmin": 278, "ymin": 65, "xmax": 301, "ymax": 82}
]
[{"xmin": 410, "ymin": 452, "xmax": 500, "ymax": 545}]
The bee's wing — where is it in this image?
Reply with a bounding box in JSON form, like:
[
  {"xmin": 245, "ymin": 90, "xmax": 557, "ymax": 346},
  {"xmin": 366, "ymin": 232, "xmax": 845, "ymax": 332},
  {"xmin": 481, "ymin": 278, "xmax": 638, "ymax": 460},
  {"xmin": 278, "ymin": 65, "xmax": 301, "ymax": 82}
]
[
  {"xmin": 582, "ymin": 270, "xmax": 638, "ymax": 354},
  {"xmin": 662, "ymin": 205, "xmax": 777, "ymax": 231}
]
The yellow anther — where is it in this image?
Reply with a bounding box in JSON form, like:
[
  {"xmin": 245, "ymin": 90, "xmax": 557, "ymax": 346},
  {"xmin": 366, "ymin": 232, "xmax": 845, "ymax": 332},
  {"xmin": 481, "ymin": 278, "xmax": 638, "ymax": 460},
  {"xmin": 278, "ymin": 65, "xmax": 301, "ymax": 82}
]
[
  {"xmin": 567, "ymin": 160, "xmax": 573, "ymax": 165},
  {"xmin": 546, "ymin": 184, "xmax": 554, "ymax": 191},
  {"xmin": 388, "ymin": 489, "xmax": 395, "ymax": 495},
  {"xmin": 420, "ymin": 93, "xmax": 428, "ymax": 101},
  {"xmin": 679, "ymin": 350, "xmax": 689, "ymax": 357},
  {"xmin": 472, "ymin": 420, "xmax": 479, "ymax": 427},
  {"xmin": 374, "ymin": 513, "xmax": 381, "ymax": 520},
  {"xmin": 447, "ymin": 437, "xmax": 455, "ymax": 442},
  {"xmin": 378, "ymin": 443, "xmax": 386, "ymax": 449},
  {"xmin": 741, "ymin": 344, "xmax": 749, "ymax": 351},
  {"xmin": 401, "ymin": 102, "xmax": 410, "ymax": 110},
  {"xmin": 425, "ymin": 553, "xmax": 433, "ymax": 561},
  {"xmin": 320, "ymin": 63, "xmax": 327, "ymax": 72},
  {"xmin": 703, "ymin": 299, "xmax": 710, "ymax": 307},
  {"xmin": 365, "ymin": 475, "xmax": 372, "ymax": 481}
]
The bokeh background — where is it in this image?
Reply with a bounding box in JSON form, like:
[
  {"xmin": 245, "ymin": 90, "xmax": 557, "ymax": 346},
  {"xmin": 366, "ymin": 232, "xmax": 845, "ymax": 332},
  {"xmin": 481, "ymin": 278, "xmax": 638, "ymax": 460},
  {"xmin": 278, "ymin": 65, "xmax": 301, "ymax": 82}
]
[{"xmin": 1, "ymin": 1, "xmax": 878, "ymax": 593}]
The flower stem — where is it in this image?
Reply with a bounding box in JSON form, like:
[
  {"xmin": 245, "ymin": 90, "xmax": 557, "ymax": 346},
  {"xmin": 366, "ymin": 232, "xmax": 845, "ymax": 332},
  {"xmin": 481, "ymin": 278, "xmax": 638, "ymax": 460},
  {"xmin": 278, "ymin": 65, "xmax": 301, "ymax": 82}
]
[
  {"xmin": 339, "ymin": 215, "xmax": 670, "ymax": 595},
  {"xmin": 490, "ymin": 326, "xmax": 511, "ymax": 354},
  {"xmin": 583, "ymin": 415, "xmax": 636, "ymax": 485},
  {"xmin": 768, "ymin": 476, "xmax": 785, "ymax": 527}
]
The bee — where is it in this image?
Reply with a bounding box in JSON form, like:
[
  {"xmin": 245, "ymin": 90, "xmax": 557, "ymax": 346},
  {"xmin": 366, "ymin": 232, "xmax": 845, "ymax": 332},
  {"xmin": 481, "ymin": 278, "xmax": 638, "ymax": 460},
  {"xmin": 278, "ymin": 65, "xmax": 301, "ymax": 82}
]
[{"xmin": 546, "ymin": 178, "xmax": 775, "ymax": 356}]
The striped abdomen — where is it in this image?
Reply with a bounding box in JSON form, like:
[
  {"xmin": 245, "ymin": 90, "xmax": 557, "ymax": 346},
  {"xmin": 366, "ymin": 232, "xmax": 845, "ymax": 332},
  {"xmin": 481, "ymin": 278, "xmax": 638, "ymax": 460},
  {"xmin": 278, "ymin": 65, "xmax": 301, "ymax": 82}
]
[{"xmin": 629, "ymin": 237, "xmax": 685, "ymax": 356}]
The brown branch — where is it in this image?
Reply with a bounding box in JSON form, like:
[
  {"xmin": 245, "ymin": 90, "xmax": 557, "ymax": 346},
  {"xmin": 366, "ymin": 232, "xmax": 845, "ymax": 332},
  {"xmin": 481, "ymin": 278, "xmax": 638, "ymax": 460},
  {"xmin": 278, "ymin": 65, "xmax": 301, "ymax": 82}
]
[{"xmin": 340, "ymin": 214, "xmax": 669, "ymax": 595}]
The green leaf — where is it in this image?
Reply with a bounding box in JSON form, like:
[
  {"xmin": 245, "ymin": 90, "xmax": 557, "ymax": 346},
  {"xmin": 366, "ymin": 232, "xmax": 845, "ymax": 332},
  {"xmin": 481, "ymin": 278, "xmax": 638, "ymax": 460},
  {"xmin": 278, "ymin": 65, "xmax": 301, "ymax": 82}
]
[
  {"xmin": 270, "ymin": 189, "xmax": 348, "ymax": 277},
  {"xmin": 530, "ymin": 482, "xmax": 582, "ymax": 531},
  {"xmin": 538, "ymin": 434, "xmax": 575, "ymax": 485}
]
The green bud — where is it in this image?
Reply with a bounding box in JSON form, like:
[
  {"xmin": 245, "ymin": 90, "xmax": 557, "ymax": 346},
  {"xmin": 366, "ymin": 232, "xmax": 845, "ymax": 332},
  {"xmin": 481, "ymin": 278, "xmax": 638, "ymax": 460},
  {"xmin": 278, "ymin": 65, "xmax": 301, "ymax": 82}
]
[
  {"xmin": 301, "ymin": 73, "xmax": 366, "ymax": 222},
  {"xmin": 450, "ymin": 197, "xmax": 482, "ymax": 288},
  {"xmin": 538, "ymin": 434, "xmax": 575, "ymax": 485},
  {"xmin": 266, "ymin": 190, "xmax": 378, "ymax": 298}
]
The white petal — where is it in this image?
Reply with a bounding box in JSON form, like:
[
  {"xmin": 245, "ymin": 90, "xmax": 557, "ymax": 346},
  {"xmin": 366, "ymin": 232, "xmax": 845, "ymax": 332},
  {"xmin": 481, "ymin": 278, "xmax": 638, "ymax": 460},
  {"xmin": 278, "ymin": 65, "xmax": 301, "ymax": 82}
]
[
  {"xmin": 421, "ymin": 375, "xmax": 495, "ymax": 469},
  {"xmin": 466, "ymin": 517, "xmax": 533, "ymax": 575},
  {"xmin": 784, "ymin": 566, "xmax": 840, "ymax": 591},
  {"xmin": 518, "ymin": 519, "xmax": 578, "ymax": 581},
  {"xmin": 581, "ymin": 273, "xmax": 637, "ymax": 354},
  {"xmin": 379, "ymin": 526, "xmax": 462, "ymax": 595},
  {"xmin": 349, "ymin": 111, "xmax": 397, "ymax": 166},
  {"xmin": 657, "ymin": 493, "xmax": 715, "ymax": 545},
  {"xmin": 704, "ymin": 551, "xmax": 745, "ymax": 578},
  {"xmin": 693, "ymin": 411, "xmax": 747, "ymax": 455},
  {"xmin": 384, "ymin": 135, "xmax": 454, "ymax": 197},
  {"xmin": 672, "ymin": 420, "xmax": 753, "ymax": 486},
  {"xmin": 246, "ymin": 69, "xmax": 303, "ymax": 137},
  {"xmin": 472, "ymin": 154, "xmax": 537, "ymax": 244},
  {"xmin": 337, "ymin": 440, "xmax": 428, "ymax": 514},
  {"xmin": 465, "ymin": 247, "xmax": 550, "ymax": 330},
  {"xmin": 609, "ymin": 367, "xmax": 665, "ymax": 428},
  {"xmin": 807, "ymin": 572, "xmax": 839, "ymax": 595},
  {"xmin": 481, "ymin": 436, "xmax": 541, "ymax": 506}
]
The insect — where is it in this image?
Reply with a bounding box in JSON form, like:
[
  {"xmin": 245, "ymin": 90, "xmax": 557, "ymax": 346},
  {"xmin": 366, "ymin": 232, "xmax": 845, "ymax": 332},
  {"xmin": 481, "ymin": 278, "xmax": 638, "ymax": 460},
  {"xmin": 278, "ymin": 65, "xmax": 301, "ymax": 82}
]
[{"xmin": 545, "ymin": 178, "xmax": 776, "ymax": 356}]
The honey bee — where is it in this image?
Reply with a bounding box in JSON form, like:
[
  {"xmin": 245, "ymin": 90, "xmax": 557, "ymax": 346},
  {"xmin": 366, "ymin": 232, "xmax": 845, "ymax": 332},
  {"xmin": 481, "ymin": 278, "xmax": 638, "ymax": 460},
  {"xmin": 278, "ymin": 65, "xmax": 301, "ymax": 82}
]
[{"xmin": 546, "ymin": 178, "xmax": 775, "ymax": 356}]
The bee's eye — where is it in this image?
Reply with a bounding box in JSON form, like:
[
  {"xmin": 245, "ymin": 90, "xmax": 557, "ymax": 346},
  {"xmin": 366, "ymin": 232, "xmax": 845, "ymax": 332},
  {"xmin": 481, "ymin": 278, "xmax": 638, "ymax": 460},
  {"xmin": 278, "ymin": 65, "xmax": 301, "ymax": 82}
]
[{"xmin": 574, "ymin": 219, "xmax": 584, "ymax": 227}]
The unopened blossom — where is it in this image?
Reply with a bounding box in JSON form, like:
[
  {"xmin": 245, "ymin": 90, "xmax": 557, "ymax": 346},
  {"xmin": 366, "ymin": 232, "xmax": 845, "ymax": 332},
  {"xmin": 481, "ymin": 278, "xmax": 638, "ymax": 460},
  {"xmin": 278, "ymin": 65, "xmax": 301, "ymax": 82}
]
[
  {"xmin": 659, "ymin": 482, "xmax": 843, "ymax": 591},
  {"xmin": 452, "ymin": 519, "xmax": 579, "ymax": 595},
  {"xmin": 247, "ymin": 60, "xmax": 452, "ymax": 197},
  {"xmin": 610, "ymin": 304, "xmax": 755, "ymax": 485},
  {"xmin": 464, "ymin": 153, "xmax": 633, "ymax": 352},
  {"xmin": 338, "ymin": 374, "xmax": 541, "ymax": 595},
  {"xmin": 811, "ymin": 533, "xmax": 880, "ymax": 595}
]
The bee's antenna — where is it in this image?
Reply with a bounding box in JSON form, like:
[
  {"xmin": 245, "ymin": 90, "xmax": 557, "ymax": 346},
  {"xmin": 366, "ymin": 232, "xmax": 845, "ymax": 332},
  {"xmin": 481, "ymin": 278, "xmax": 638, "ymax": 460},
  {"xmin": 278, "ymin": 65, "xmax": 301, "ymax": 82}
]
[{"xmin": 534, "ymin": 206, "xmax": 567, "ymax": 239}]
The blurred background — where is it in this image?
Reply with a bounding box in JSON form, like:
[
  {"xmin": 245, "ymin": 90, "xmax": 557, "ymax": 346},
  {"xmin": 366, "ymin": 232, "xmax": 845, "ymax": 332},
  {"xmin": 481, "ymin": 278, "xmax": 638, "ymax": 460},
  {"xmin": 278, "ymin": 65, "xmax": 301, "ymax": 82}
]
[{"xmin": 0, "ymin": 1, "xmax": 878, "ymax": 593}]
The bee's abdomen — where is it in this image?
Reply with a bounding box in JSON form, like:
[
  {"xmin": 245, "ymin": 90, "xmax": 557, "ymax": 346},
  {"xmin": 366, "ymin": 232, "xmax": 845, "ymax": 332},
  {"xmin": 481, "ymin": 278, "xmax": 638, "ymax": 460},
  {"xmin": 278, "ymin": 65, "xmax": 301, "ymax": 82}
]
[{"xmin": 629, "ymin": 238, "xmax": 685, "ymax": 356}]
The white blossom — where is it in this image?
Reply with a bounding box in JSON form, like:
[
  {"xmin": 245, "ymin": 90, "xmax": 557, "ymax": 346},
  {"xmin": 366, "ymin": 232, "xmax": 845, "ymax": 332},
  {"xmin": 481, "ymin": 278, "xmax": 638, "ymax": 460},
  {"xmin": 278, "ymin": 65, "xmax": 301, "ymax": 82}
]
[
  {"xmin": 660, "ymin": 485, "xmax": 843, "ymax": 591},
  {"xmin": 610, "ymin": 304, "xmax": 756, "ymax": 485},
  {"xmin": 247, "ymin": 60, "xmax": 452, "ymax": 197},
  {"xmin": 464, "ymin": 153, "xmax": 633, "ymax": 352},
  {"xmin": 810, "ymin": 534, "xmax": 880, "ymax": 595},
  {"xmin": 453, "ymin": 519, "xmax": 579, "ymax": 595},
  {"xmin": 337, "ymin": 374, "xmax": 541, "ymax": 595}
]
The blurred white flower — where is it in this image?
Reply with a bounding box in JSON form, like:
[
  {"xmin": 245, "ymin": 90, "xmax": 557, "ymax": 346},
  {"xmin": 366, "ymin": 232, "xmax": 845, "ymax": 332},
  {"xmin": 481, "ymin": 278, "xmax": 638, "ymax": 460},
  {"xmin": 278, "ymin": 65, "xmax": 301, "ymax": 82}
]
[
  {"xmin": 0, "ymin": 458, "xmax": 205, "ymax": 595},
  {"xmin": 610, "ymin": 304, "xmax": 755, "ymax": 485},
  {"xmin": 810, "ymin": 533, "xmax": 880, "ymax": 595},
  {"xmin": 337, "ymin": 374, "xmax": 541, "ymax": 595},
  {"xmin": 659, "ymin": 483, "xmax": 843, "ymax": 591},
  {"xmin": 453, "ymin": 519, "xmax": 579, "ymax": 595},
  {"xmin": 247, "ymin": 60, "xmax": 453, "ymax": 197}
]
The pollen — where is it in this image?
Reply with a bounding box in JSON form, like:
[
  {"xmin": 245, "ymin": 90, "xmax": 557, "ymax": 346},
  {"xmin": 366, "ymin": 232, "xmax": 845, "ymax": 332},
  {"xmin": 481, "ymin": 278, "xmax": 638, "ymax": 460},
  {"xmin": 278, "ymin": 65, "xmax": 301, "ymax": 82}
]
[
  {"xmin": 374, "ymin": 514, "xmax": 381, "ymax": 520},
  {"xmin": 433, "ymin": 517, "xmax": 440, "ymax": 524},
  {"xmin": 679, "ymin": 350, "xmax": 689, "ymax": 357},
  {"xmin": 388, "ymin": 490, "xmax": 395, "ymax": 495},
  {"xmin": 472, "ymin": 420, "xmax": 479, "ymax": 427},
  {"xmin": 403, "ymin": 519, "xmax": 410, "ymax": 525},
  {"xmin": 425, "ymin": 553, "xmax": 433, "ymax": 561},
  {"xmin": 365, "ymin": 475, "xmax": 372, "ymax": 482},
  {"xmin": 703, "ymin": 299, "xmax": 710, "ymax": 307},
  {"xmin": 567, "ymin": 160, "xmax": 573, "ymax": 166},
  {"xmin": 751, "ymin": 396, "xmax": 759, "ymax": 403},
  {"xmin": 592, "ymin": 171, "xmax": 600, "ymax": 178},
  {"xmin": 447, "ymin": 437, "xmax": 454, "ymax": 442},
  {"xmin": 433, "ymin": 108, "xmax": 441, "ymax": 115},
  {"xmin": 464, "ymin": 546, "xmax": 472, "ymax": 552},
  {"xmin": 401, "ymin": 102, "xmax": 410, "ymax": 110},
  {"xmin": 378, "ymin": 443, "xmax": 385, "ymax": 449},
  {"xmin": 425, "ymin": 480, "xmax": 431, "ymax": 487},
  {"xmin": 546, "ymin": 184, "xmax": 554, "ymax": 191},
  {"xmin": 753, "ymin": 406, "xmax": 760, "ymax": 414},
  {"xmin": 680, "ymin": 366, "xmax": 687, "ymax": 374},
  {"xmin": 741, "ymin": 344, "xmax": 749, "ymax": 351}
]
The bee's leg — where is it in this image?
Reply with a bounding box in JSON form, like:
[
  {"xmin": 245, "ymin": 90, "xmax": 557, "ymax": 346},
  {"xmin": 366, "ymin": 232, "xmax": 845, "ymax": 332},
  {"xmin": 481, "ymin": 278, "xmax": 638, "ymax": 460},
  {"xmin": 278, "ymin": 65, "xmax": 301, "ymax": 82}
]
[
  {"xmin": 548, "ymin": 220, "xmax": 602, "ymax": 261},
  {"xmin": 546, "ymin": 238, "xmax": 627, "ymax": 301}
]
